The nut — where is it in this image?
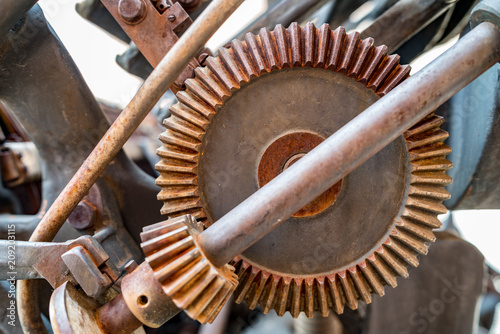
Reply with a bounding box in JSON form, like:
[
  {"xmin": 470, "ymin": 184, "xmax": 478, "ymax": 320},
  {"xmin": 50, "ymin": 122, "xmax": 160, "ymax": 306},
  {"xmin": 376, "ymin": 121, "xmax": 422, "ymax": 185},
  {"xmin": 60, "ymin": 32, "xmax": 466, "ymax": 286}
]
[
  {"xmin": 68, "ymin": 201, "xmax": 96, "ymax": 230},
  {"xmin": 118, "ymin": 0, "xmax": 147, "ymax": 25}
]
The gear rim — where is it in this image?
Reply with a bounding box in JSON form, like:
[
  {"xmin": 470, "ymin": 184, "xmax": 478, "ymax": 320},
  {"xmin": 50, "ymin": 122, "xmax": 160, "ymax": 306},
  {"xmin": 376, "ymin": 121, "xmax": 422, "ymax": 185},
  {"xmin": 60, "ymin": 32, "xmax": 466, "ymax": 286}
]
[{"xmin": 155, "ymin": 22, "xmax": 452, "ymax": 318}]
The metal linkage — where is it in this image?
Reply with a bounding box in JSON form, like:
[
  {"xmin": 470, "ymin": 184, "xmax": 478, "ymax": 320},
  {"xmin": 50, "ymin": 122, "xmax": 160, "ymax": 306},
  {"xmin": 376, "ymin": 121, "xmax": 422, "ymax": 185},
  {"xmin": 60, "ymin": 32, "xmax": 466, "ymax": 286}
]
[{"xmin": 197, "ymin": 20, "xmax": 500, "ymax": 268}]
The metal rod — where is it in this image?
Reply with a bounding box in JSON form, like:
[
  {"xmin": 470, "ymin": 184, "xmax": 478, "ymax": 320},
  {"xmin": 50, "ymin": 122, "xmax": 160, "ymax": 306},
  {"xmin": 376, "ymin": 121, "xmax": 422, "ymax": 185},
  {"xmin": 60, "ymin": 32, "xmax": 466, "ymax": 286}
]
[
  {"xmin": 360, "ymin": 0, "xmax": 458, "ymax": 53},
  {"xmin": 27, "ymin": 0, "xmax": 244, "ymax": 244},
  {"xmin": 198, "ymin": 22, "xmax": 500, "ymax": 268}
]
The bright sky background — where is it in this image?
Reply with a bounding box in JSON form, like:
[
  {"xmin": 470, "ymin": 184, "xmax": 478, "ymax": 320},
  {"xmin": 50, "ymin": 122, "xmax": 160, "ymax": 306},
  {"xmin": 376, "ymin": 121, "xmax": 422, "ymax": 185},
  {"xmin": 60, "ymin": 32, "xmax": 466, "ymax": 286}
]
[{"xmin": 37, "ymin": 1, "xmax": 500, "ymax": 330}]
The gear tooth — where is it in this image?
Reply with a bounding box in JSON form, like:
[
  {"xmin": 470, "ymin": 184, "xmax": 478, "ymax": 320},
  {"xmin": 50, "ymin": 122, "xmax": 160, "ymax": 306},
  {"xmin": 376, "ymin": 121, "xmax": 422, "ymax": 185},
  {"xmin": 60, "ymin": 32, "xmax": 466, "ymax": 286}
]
[
  {"xmin": 170, "ymin": 103, "xmax": 210, "ymax": 130},
  {"xmin": 358, "ymin": 45, "xmax": 388, "ymax": 85},
  {"xmin": 326, "ymin": 275, "xmax": 344, "ymax": 314},
  {"xmin": 377, "ymin": 246, "xmax": 409, "ymax": 278},
  {"xmin": 410, "ymin": 172, "xmax": 453, "ymax": 186},
  {"xmin": 304, "ymin": 279, "xmax": 315, "ymax": 318},
  {"xmin": 326, "ymin": 26, "xmax": 345, "ymax": 70},
  {"xmin": 157, "ymin": 186, "xmax": 199, "ymax": 200},
  {"xmin": 391, "ymin": 229, "xmax": 429, "ymax": 255},
  {"xmin": 234, "ymin": 265, "xmax": 257, "ymax": 304},
  {"xmin": 410, "ymin": 158, "xmax": 453, "ymax": 173},
  {"xmin": 273, "ymin": 24, "xmax": 291, "ymax": 68},
  {"xmin": 348, "ymin": 267, "xmax": 372, "ymax": 304},
  {"xmin": 175, "ymin": 267, "xmax": 217, "ymax": 309},
  {"xmin": 367, "ymin": 54, "xmax": 399, "ymax": 91},
  {"xmin": 170, "ymin": 209, "xmax": 206, "ymax": 222},
  {"xmin": 153, "ymin": 247, "xmax": 201, "ymax": 283},
  {"xmin": 185, "ymin": 77, "xmax": 223, "ymax": 108},
  {"xmin": 206, "ymin": 54, "xmax": 240, "ymax": 92},
  {"xmin": 231, "ymin": 39, "xmax": 259, "ymax": 79},
  {"xmin": 410, "ymin": 143, "xmax": 452, "ymax": 161},
  {"xmin": 287, "ymin": 22, "xmax": 302, "ymax": 66},
  {"xmin": 248, "ymin": 272, "xmax": 269, "ymax": 309},
  {"xmin": 358, "ymin": 261, "xmax": 385, "ymax": 297},
  {"xmin": 156, "ymin": 172, "xmax": 197, "ymax": 186},
  {"xmin": 141, "ymin": 219, "xmax": 188, "ymax": 243},
  {"xmin": 259, "ymin": 27, "xmax": 280, "ymax": 70},
  {"xmin": 194, "ymin": 67, "xmax": 230, "ymax": 101},
  {"xmin": 338, "ymin": 271, "xmax": 358, "ymax": 310},
  {"xmin": 367, "ymin": 254, "xmax": 398, "ymax": 288},
  {"xmin": 302, "ymin": 22, "xmax": 316, "ymax": 67},
  {"xmin": 315, "ymin": 23, "xmax": 331, "ymax": 67},
  {"xmin": 405, "ymin": 115, "xmax": 445, "ymax": 137},
  {"xmin": 315, "ymin": 278, "xmax": 329, "ymax": 317},
  {"xmin": 385, "ymin": 237, "xmax": 420, "ymax": 267},
  {"xmin": 337, "ymin": 31, "xmax": 360, "ymax": 73},
  {"xmin": 402, "ymin": 208, "xmax": 443, "ymax": 228},
  {"xmin": 155, "ymin": 158, "xmax": 196, "ymax": 174},
  {"xmin": 348, "ymin": 37, "xmax": 373, "ymax": 78},
  {"xmin": 409, "ymin": 183, "xmax": 451, "ymax": 200},
  {"xmin": 290, "ymin": 279, "xmax": 302, "ymax": 318},
  {"xmin": 261, "ymin": 276, "xmax": 279, "ymax": 313},
  {"xmin": 376, "ymin": 64, "xmax": 411, "ymax": 97},
  {"xmin": 406, "ymin": 129, "xmax": 449, "ymax": 150},
  {"xmin": 159, "ymin": 198, "xmax": 202, "ymax": 216},
  {"xmin": 176, "ymin": 91, "xmax": 216, "ymax": 120},
  {"xmin": 276, "ymin": 278, "xmax": 292, "ymax": 317},
  {"xmin": 397, "ymin": 217, "xmax": 436, "ymax": 242},
  {"xmin": 156, "ymin": 145, "xmax": 198, "ymax": 163},
  {"xmin": 159, "ymin": 130, "xmax": 201, "ymax": 152},
  {"xmin": 168, "ymin": 260, "xmax": 209, "ymax": 296},
  {"xmin": 407, "ymin": 195, "xmax": 448, "ymax": 214},
  {"xmin": 164, "ymin": 116, "xmax": 205, "ymax": 140},
  {"xmin": 245, "ymin": 32, "xmax": 270, "ymax": 74},
  {"xmin": 218, "ymin": 47, "xmax": 249, "ymax": 84},
  {"xmin": 187, "ymin": 277, "xmax": 225, "ymax": 323},
  {"xmin": 204, "ymin": 283, "xmax": 234, "ymax": 324}
]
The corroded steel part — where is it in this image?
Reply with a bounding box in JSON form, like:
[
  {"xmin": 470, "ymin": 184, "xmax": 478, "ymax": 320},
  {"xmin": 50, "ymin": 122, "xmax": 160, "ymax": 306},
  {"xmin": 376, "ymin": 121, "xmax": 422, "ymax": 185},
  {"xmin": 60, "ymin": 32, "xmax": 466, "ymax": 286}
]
[
  {"xmin": 140, "ymin": 215, "xmax": 238, "ymax": 324},
  {"xmin": 155, "ymin": 22, "xmax": 452, "ymax": 317}
]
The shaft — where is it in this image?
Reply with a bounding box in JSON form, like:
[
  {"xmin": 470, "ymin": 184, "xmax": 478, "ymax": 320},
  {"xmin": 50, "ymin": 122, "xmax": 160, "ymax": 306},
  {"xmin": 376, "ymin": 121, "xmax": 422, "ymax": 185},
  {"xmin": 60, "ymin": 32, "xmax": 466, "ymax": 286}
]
[{"xmin": 198, "ymin": 22, "xmax": 500, "ymax": 268}]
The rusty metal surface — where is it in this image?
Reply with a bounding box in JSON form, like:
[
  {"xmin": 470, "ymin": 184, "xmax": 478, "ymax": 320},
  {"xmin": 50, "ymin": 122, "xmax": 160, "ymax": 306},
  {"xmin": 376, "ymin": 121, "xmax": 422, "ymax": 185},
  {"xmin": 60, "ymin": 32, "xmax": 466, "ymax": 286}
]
[
  {"xmin": 101, "ymin": 0, "xmax": 199, "ymax": 90},
  {"xmin": 157, "ymin": 22, "xmax": 452, "ymax": 317},
  {"xmin": 360, "ymin": 0, "xmax": 458, "ymax": 53},
  {"xmin": 96, "ymin": 293, "xmax": 144, "ymax": 334},
  {"xmin": 140, "ymin": 215, "xmax": 238, "ymax": 324},
  {"xmin": 197, "ymin": 21, "xmax": 500, "ymax": 269},
  {"xmin": 257, "ymin": 132, "xmax": 342, "ymax": 217},
  {"xmin": 49, "ymin": 281, "xmax": 147, "ymax": 334},
  {"xmin": 120, "ymin": 261, "xmax": 180, "ymax": 328}
]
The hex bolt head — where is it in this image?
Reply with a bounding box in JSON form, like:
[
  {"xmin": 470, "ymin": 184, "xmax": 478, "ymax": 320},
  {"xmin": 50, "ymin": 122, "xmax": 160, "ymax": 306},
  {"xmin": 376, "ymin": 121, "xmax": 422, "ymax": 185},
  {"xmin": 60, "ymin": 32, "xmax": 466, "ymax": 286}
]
[
  {"xmin": 68, "ymin": 201, "xmax": 96, "ymax": 230},
  {"xmin": 118, "ymin": 0, "xmax": 147, "ymax": 25}
]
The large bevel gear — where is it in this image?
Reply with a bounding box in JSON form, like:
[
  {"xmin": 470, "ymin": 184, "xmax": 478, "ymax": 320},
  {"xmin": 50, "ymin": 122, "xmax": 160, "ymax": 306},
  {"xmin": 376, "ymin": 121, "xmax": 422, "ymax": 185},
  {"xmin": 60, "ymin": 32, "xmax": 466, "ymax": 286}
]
[{"xmin": 155, "ymin": 22, "xmax": 452, "ymax": 318}]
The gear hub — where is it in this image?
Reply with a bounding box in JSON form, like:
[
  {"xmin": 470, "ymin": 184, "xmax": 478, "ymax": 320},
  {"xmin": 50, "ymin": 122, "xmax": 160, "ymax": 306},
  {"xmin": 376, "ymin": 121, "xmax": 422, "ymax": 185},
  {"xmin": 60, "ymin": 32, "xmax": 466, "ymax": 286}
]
[{"xmin": 155, "ymin": 22, "xmax": 452, "ymax": 318}]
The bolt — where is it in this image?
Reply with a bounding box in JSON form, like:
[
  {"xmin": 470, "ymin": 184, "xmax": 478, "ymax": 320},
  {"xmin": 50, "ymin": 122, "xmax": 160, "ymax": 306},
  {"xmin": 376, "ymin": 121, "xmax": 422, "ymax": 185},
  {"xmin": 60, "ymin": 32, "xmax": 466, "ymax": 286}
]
[
  {"xmin": 68, "ymin": 201, "xmax": 96, "ymax": 230},
  {"xmin": 118, "ymin": 0, "xmax": 147, "ymax": 25},
  {"xmin": 168, "ymin": 15, "xmax": 176, "ymax": 22}
]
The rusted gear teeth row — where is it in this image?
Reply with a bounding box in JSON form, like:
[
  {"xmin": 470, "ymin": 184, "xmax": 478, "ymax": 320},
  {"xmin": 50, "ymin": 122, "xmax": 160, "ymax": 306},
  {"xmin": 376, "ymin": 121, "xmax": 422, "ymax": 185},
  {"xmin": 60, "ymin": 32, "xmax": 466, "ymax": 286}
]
[
  {"xmin": 155, "ymin": 22, "xmax": 451, "ymax": 317},
  {"xmin": 140, "ymin": 215, "xmax": 238, "ymax": 324},
  {"xmin": 232, "ymin": 113, "xmax": 452, "ymax": 318}
]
